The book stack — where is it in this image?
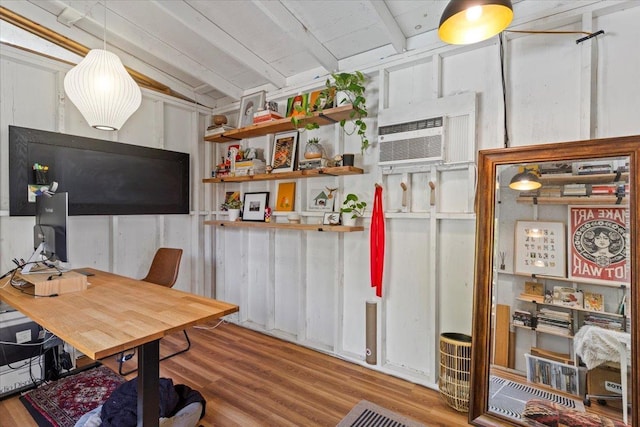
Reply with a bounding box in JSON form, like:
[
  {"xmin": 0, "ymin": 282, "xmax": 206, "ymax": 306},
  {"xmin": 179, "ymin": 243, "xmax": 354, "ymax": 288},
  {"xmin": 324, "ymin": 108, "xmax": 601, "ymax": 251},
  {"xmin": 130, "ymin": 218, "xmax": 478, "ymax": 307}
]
[
  {"xmin": 562, "ymin": 183, "xmax": 588, "ymax": 196},
  {"xmin": 253, "ymin": 109, "xmax": 283, "ymax": 123},
  {"xmin": 512, "ymin": 309, "xmax": 535, "ymax": 327},
  {"xmin": 205, "ymin": 124, "xmax": 235, "ymax": 137},
  {"xmin": 574, "ymin": 161, "xmax": 613, "ymax": 175},
  {"xmin": 538, "ymin": 163, "xmax": 573, "ymax": 175},
  {"xmin": 583, "ymin": 314, "xmax": 624, "ymax": 331},
  {"xmin": 234, "ymin": 159, "xmax": 266, "ymax": 176},
  {"xmin": 535, "ymin": 308, "xmax": 572, "ymax": 335}
]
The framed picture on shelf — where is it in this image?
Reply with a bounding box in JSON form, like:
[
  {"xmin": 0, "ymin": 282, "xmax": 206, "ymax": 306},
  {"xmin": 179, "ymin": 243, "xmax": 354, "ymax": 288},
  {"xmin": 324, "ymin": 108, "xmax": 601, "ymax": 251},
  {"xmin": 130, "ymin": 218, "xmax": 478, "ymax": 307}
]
[
  {"xmin": 242, "ymin": 192, "xmax": 269, "ymax": 221},
  {"xmin": 275, "ymin": 182, "xmax": 295, "ymax": 211},
  {"xmin": 322, "ymin": 212, "xmax": 341, "ymax": 225},
  {"xmin": 307, "ymin": 187, "xmax": 336, "ymax": 212},
  {"xmin": 568, "ymin": 205, "xmax": 629, "ymax": 284},
  {"xmin": 514, "ymin": 221, "xmax": 566, "ymax": 277},
  {"xmin": 271, "ymin": 131, "xmax": 298, "ymax": 173},
  {"xmin": 286, "ymin": 93, "xmax": 308, "ymax": 117},
  {"xmin": 238, "ymin": 91, "xmax": 265, "ymax": 128}
]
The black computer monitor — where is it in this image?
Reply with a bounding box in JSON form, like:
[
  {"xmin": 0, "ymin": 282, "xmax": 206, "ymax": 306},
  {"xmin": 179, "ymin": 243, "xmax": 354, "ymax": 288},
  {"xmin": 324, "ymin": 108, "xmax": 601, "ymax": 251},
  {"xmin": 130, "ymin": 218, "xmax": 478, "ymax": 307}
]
[{"xmin": 33, "ymin": 192, "xmax": 69, "ymax": 262}]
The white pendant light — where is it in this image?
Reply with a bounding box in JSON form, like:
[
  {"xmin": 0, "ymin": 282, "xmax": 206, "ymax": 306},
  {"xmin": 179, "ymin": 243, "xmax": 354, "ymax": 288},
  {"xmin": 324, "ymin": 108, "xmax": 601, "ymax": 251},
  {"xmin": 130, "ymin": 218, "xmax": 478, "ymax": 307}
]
[{"xmin": 64, "ymin": 49, "xmax": 141, "ymax": 131}]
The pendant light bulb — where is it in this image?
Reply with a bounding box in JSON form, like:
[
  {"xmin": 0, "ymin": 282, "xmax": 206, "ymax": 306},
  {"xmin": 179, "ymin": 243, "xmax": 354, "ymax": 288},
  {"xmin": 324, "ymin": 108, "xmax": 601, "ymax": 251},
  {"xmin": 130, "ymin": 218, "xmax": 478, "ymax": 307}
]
[
  {"xmin": 509, "ymin": 169, "xmax": 542, "ymax": 191},
  {"xmin": 64, "ymin": 49, "xmax": 141, "ymax": 131},
  {"xmin": 439, "ymin": 0, "xmax": 513, "ymax": 45}
]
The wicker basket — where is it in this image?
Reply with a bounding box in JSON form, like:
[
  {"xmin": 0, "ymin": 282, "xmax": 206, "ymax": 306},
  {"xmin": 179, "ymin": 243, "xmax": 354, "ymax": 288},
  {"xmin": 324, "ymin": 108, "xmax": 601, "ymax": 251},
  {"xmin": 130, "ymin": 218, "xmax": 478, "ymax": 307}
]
[{"xmin": 438, "ymin": 332, "xmax": 472, "ymax": 412}]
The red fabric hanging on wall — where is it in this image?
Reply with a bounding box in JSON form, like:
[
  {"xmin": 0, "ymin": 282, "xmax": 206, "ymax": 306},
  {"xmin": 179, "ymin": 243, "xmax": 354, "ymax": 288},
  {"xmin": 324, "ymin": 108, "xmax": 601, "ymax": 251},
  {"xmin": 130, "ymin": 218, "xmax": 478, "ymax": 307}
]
[{"xmin": 370, "ymin": 184, "xmax": 385, "ymax": 297}]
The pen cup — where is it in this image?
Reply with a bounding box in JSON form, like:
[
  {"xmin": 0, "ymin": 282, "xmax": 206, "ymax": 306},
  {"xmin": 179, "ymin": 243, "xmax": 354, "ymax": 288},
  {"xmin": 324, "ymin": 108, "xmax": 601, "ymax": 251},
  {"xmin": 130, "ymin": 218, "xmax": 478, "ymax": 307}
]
[{"xmin": 34, "ymin": 170, "xmax": 49, "ymax": 185}]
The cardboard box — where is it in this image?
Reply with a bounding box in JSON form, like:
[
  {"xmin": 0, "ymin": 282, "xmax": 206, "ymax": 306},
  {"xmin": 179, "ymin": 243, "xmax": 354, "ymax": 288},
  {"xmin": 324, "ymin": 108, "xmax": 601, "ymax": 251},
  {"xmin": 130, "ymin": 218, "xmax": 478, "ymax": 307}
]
[{"xmin": 587, "ymin": 363, "xmax": 631, "ymax": 409}]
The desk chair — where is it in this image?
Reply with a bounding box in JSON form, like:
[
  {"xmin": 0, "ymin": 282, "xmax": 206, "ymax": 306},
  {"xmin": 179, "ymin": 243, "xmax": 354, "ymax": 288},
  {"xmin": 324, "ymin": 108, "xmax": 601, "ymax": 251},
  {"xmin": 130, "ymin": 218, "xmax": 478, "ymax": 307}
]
[{"xmin": 118, "ymin": 248, "xmax": 190, "ymax": 375}]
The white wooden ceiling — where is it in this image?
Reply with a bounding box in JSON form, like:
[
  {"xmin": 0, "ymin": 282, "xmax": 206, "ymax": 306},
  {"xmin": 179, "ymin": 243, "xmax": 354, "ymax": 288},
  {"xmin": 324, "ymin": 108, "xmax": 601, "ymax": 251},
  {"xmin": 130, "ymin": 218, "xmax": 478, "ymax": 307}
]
[{"xmin": 0, "ymin": 0, "xmax": 610, "ymax": 108}]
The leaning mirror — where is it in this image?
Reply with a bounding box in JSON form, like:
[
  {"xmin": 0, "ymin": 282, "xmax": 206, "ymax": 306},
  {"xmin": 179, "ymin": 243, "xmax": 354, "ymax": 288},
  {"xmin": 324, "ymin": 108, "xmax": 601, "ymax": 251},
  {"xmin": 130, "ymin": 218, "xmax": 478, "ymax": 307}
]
[{"xmin": 470, "ymin": 136, "xmax": 639, "ymax": 426}]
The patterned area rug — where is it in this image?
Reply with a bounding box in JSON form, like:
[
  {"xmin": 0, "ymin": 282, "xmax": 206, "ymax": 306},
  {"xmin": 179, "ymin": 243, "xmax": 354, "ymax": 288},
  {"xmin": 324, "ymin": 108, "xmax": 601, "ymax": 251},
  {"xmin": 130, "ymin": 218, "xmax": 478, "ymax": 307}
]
[
  {"xmin": 489, "ymin": 375, "xmax": 584, "ymax": 422},
  {"xmin": 20, "ymin": 365, "xmax": 125, "ymax": 427},
  {"xmin": 337, "ymin": 400, "xmax": 426, "ymax": 427}
]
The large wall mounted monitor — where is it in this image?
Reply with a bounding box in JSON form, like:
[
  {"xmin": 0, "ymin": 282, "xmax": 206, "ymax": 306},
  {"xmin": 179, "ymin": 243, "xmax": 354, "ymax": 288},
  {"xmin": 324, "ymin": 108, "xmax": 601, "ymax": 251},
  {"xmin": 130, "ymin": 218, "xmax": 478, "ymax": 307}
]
[{"xmin": 8, "ymin": 126, "xmax": 190, "ymax": 216}]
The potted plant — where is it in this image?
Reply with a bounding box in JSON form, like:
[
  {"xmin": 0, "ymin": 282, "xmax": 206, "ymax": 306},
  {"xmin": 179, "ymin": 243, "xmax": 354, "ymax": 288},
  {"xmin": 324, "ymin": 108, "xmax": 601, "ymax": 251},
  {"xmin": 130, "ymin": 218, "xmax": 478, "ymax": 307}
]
[
  {"xmin": 291, "ymin": 71, "xmax": 369, "ymax": 153},
  {"xmin": 340, "ymin": 193, "xmax": 366, "ymax": 226},
  {"xmin": 331, "ymin": 71, "xmax": 369, "ymax": 153},
  {"xmin": 221, "ymin": 197, "xmax": 243, "ymax": 221},
  {"xmin": 304, "ymin": 137, "xmax": 323, "ymax": 159}
]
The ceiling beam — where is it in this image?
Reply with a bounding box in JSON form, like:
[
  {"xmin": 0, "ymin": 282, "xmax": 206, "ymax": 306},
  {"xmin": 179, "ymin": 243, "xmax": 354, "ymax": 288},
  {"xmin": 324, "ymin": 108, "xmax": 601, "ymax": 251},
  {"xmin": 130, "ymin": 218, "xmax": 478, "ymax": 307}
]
[
  {"xmin": 81, "ymin": 0, "xmax": 244, "ymax": 99},
  {"xmin": 252, "ymin": 0, "xmax": 338, "ymax": 73},
  {"xmin": 368, "ymin": 1, "xmax": 406, "ymax": 54},
  {"xmin": 161, "ymin": 0, "xmax": 286, "ymax": 89}
]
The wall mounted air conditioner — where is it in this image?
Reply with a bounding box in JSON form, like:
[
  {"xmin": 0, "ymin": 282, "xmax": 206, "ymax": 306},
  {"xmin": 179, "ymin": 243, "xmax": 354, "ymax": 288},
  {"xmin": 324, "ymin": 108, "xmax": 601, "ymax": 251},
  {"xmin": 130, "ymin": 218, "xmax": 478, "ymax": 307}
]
[
  {"xmin": 378, "ymin": 116, "xmax": 445, "ymax": 165},
  {"xmin": 377, "ymin": 92, "xmax": 476, "ymax": 168}
]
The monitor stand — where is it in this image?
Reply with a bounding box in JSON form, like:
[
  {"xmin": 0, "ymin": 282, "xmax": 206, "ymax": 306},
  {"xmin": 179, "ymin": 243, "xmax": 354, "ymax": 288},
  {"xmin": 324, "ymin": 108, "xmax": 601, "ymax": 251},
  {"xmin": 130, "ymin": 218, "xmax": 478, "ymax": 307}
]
[{"xmin": 21, "ymin": 242, "xmax": 47, "ymax": 274}]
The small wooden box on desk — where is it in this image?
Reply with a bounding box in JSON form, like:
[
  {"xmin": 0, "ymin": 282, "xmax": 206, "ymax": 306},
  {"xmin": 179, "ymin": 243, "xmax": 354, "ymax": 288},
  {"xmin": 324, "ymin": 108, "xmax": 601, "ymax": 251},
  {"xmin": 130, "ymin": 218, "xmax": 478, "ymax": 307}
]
[{"xmin": 17, "ymin": 271, "xmax": 88, "ymax": 296}]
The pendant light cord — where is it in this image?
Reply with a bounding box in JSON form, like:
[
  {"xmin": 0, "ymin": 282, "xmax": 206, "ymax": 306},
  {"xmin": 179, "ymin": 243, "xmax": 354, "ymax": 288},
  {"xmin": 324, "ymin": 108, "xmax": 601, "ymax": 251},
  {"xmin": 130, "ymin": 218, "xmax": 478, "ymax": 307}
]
[
  {"xmin": 103, "ymin": 0, "xmax": 107, "ymax": 51},
  {"xmin": 499, "ymin": 33, "xmax": 509, "ymax": 149}
]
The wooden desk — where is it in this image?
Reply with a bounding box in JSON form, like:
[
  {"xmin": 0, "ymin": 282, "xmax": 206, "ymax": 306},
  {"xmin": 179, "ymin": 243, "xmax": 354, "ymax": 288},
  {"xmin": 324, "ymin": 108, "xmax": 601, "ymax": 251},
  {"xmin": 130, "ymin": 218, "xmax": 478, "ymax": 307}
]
[{"xmin": 0, "ymin": 268, "xmax": 239, "ymax": 426}]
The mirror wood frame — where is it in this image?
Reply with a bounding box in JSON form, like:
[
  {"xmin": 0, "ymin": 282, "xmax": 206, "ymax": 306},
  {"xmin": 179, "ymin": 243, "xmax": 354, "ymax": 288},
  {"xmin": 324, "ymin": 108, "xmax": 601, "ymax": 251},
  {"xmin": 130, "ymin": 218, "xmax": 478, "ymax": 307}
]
[{"xmin": 470, "ymin": 135, "xmax": 639, "ymax": 426}]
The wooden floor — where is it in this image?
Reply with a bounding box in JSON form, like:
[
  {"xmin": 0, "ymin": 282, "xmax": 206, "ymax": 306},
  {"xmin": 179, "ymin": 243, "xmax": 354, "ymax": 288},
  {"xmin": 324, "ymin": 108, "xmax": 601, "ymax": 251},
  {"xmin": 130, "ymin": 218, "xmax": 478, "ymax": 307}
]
[{"xmin": 0, "ymin": 322, "xmax": 469, "ymax": 426}]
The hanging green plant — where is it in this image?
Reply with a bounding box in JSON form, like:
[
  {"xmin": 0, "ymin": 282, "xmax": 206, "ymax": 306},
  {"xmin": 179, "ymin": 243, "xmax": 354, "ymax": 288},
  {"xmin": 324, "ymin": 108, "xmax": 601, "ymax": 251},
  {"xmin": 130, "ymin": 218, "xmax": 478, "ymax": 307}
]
[{"xmin": 290, "ymin": 71, "xmax": 369, "ymax": 153}]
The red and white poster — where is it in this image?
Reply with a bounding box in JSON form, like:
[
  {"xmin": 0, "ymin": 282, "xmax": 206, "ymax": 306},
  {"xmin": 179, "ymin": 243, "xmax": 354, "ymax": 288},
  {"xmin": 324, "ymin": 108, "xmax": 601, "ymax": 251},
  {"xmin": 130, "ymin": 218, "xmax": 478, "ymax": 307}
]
[{"xmin": 568, "ymin": 205, "xmax": 629, "ymax": 284}]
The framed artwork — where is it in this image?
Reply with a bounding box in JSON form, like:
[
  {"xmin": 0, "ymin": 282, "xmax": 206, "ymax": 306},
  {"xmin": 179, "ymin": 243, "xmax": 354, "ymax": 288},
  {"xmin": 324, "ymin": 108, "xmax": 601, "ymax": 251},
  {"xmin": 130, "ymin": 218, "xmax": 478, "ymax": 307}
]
[
  {"xmin": 308, "ymin": 187, "xmax": 336, "ymax": 211},
  {"xmin": 568, "ymin": 205, "xmax": 629, "ymax": 284},
  {"xmin": 308, "ymin": 88, "xmax": 335, "ymax": 112},
  {"xmin": 323, "ymin": 212, "xmax": 341, "ymax": 225},
  {"xmin": 242, "ymin": 192, "xmax": 269, "ymax": 221},
  {"xmin": 275, "ymin": 182, "xmax": 295, "ymax": 211},
  {"xmin": 271, "ymin": 131, "xmax": 298, "ymax": 173},
  {"xmin": 238, "ymin": 91, "xmax": 265, "ymax": 128},
  {"xmin": 514, "ymin": 221, "xmax": 566, "ymax": 277},
  {"xmin": 286, "ymin": 93, "xmax": 308, "ymax": 117}
]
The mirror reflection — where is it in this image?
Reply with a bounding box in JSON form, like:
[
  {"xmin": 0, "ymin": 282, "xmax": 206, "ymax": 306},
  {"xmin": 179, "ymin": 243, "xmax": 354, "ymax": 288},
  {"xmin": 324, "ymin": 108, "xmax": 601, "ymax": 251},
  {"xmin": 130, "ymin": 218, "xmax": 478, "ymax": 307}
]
[{"xmin": 489, "ymin": 156, "xmax": 632, "ymax": 426}]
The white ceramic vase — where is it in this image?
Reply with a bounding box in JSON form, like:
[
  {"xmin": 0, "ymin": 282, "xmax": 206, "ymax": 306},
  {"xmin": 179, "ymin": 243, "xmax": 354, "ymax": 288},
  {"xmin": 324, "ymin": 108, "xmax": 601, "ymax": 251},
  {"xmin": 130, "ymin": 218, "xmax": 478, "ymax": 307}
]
[
  {"xmin": 341, "ymin": 214, "xmax": 357, "ymax": 227},
  {"xmin": 228, "ymin": 209, "xmax": 241, "ymax": 221}
]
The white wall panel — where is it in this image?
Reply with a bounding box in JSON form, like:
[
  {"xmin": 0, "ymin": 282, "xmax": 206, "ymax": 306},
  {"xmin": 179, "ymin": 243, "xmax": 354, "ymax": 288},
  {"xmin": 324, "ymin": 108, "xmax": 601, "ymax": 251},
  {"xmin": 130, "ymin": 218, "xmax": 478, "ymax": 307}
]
[
  {"xmin": 437, "ymin": 219, "xmax": 475, "ymax": 335},
  {"xmin": 305, "ymin": 232, "xmax": 338, "ymax": 347},
  {"xmin": 384, "ymin": 220, "xmax": 430, "ymax": 375},
  {"xmin": 387, "ymin": 61, "xmax": 432, "ymax": 109},
  {"xmin": 595, "ymin": 6, "xmax": 640, "ymax": 137},
  {"xmin": 441, "ymin": 45, "xmax": 502, "ymax": 151},
  {"xmin": 274, "ymin": 230, "xmax": 300, "ymax": 335},
  {"xmin": 67, "ymin": 216, "xmax": 112, "ymax": 271},
  {"xmin": 115, "ymin": 216, "xmax": 159, "ymax": 279},
  {"xmin": 508, "ymin": 23, "xmax": 583, "ymax": 146},
  {"xmin": 247, "ymin": 229, "xmax": 270, "ymax": 327},
  {"xmin": 341, "ymin": 225, "xmax": 373, "ymax": 356}
]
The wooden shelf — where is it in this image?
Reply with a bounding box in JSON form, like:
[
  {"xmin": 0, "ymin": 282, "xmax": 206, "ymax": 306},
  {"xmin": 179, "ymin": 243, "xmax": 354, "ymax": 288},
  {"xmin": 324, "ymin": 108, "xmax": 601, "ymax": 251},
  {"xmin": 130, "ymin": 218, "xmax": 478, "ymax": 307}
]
[
  {"xmin": 513, "ymin": 323, "xmax": 574, "ymax": 338},
  {"xmin": 204, "ymin": 104, "xmax": 356, "ymax": 142},
  {"xmin": 516, "ymin": 195, "xmax": 627, "ymax": 205},
  {"xmin": 539, "ymin": 172, "xmax": 629, "ymax": 185},
  {"xmin": 205, "ymin": 220, "xmax": 364, "ymax": 232},
  {"xmin": 511, "ymin": 272, "xmax": 629, "ymax": 289},
  {"xmin": 515, "ymin": 298, "xmax": 625, "ymax": 318},
  {"xmin": 203, "ymin": 166, "xmax": 363, "ymax": 183}
]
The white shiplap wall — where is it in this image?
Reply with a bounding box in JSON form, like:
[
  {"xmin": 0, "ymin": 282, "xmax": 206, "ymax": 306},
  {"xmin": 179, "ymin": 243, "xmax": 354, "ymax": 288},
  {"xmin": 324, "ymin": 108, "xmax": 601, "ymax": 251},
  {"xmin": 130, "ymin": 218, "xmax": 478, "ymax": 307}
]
[{"xmin": 1, "ymin": 2, "xmax": 639, "ymax": 391}]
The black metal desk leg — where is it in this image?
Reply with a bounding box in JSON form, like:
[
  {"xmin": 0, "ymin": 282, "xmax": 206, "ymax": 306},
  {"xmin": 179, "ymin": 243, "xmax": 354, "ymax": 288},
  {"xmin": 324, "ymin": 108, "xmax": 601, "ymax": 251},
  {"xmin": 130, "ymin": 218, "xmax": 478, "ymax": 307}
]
[{"xmin": 138, "ymin": 340, "xmax": 160, "ymax": 427}]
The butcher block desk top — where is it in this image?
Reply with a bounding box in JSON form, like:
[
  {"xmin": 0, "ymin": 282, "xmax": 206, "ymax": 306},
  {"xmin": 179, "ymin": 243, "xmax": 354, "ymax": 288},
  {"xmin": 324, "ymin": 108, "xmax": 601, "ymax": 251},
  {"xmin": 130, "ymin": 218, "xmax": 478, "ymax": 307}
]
[{"xmin": 0, "ymin": 268, "xmax": 239, "ymax": 360}]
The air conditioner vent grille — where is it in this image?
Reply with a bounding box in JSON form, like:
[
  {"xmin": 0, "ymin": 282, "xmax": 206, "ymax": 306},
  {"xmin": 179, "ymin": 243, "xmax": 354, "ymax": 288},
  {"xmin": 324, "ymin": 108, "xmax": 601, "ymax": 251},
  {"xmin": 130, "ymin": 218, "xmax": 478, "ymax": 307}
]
[
  {"xmin": 379, "ymin": 135, "xmax": 443, "ymax": 163},
  {"xmin": 379, "ymin": 116, "xmax": 443, "ymax": 136}
]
